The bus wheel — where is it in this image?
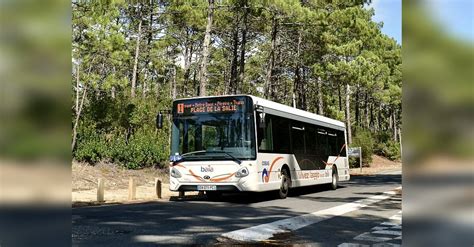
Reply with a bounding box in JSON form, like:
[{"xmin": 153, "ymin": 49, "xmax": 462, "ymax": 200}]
[
  {"xmin": 278, "ymin": 169, "xmax": 291, "ymax": 199},
  {"xmin": 331, "ymin": 169, "xmax": 338, "ymax": 190}
]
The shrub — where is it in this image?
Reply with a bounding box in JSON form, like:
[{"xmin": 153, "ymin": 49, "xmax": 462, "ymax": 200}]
[
  {"xmin": 350, "ymin": 128, "xmax": 374, "ymax": 166},
  {"xmin": 73, "ymin": 95, "xmax": 172, "ymax": 169},
  {"xmin": 375, "ymin": 140, "xmax": 401, "ymax": 161}
]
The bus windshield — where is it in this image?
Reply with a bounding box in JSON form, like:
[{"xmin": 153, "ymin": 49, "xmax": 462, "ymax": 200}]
[{"xmin": 170, "ymin": 96, "xmax": 256, "ymax": 161}]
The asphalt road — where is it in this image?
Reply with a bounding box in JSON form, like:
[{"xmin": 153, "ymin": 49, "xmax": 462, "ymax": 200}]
[{"xmin": 72, "ymin": 173, "xmax": 402, "ymax": 246}]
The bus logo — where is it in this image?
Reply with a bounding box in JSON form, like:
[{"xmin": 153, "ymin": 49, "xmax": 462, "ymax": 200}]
[
  {"xmin": 201, "ymin": 165, "xmax": 214, "ymax": 172},
  {"xmin": 262, "ymin": 168, "xmax": 269, "ymax": 183},
  {"xmin": 177, "ymin": 103, "xmax": 184, "ymax": 114}
]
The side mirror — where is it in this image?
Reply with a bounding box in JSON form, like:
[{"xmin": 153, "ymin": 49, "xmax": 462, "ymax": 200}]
[
  {"xmin": 258, "ymin": 112, "xmax": 266, "ymax": 129},
  {"xmin": 156, "ymin": 112, "xmax": 163, "ymax": 129}
]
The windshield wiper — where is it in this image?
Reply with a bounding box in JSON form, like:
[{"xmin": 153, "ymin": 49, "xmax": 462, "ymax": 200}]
[
  {"xmin": 177, "ymin": 150, "xmax": 242, "ymax": 165},
  {"xmin": 205, "ymin": 150, "xmax": 242, "ymax": 165}
]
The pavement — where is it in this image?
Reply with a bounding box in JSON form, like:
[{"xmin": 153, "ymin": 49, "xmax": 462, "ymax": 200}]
[{"xmin": 72, "ymin": 173, "xmax": 402, "ymax": 246}]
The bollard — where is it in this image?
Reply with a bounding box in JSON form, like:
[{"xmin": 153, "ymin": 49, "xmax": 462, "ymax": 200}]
[
  {"xmin": 97, "ymin": 178, "xmax": 104, "ymax": 202},
  {"xmin": 155, "ymin": 178, "xmax": 162, "ymax": 199},
  {"xmin": 128, "ymin": 177, "xmax": 136, "ymax": 200}
]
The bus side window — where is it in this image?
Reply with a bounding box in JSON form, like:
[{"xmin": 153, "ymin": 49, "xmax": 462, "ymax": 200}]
[
  {"xmin": 337, "ymin": 130, "xmax": 346, "ymax": 156},
  {"xmin": 257, "ymin": 114, "xmax": 273, "ymax": 152},
  {"xmin": 272, "ymin": 116, "xmax": 290, "ymax": 153},
  {"xmin": 306, "ymin": 125, "xmax": 317, "ymax": 153},
  {"xmin": 328, "ymin": 132, "xmax": 337, "ymax": 156},
  {"xmin": 317, "ymin": 129, "xmax": 328, "ymax": 157}
]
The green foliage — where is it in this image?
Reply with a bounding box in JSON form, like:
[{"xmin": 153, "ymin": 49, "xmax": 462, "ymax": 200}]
[
  {"xmin": 75, "ymin": 123, "xmax": 169, "ymax": 169},
  {"xmin": 374, "ymin": 132, "xmax": 400, "ymax": 161},
  {"xmin": 375, "ymin": 140, "xmax": 401, "ymax": 161},
  {"xmin": 351, "ymin": 128, "xmax": 374, "ymax": 165}
]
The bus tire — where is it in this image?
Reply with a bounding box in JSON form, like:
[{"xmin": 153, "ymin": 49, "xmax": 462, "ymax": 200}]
[
  {"xmin": 278, "ymin": 168, "xmax": 291, "ymax": 199},
  {"xmin": 331, "ymin": 168, "xmax": 338, "ymax": 190}
]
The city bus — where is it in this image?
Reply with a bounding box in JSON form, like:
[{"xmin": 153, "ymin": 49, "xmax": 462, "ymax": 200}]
[{"xmin": 156, "ymin": 95, "xmax": 349, "ymax": 199}]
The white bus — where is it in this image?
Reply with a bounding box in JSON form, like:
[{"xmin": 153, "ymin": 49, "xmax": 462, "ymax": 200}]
[{"xmin": 157, "ymin": 95, "xmax": 349, "ymax": 199}]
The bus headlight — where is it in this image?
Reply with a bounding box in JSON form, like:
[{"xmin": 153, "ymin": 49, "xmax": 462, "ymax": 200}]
[
  {"xmin": 170, "ymin": 167, "xmax": 182, "ymax": 178},
  {"xmin": 236, "ymin": 167, "xmax": 249, "ymax": 177}
]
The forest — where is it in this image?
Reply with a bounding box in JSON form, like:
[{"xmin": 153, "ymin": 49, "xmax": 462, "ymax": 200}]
[{"xmin": 72, "ymin": 0, "xmax": 402, "ymax": 169}]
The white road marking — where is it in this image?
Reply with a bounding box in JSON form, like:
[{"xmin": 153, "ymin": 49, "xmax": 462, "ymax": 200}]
[
  {"xmin": 373, "ymin": 243, "xmax": 400, "ymax": 247},
  {"xmin": 338, "ymin": 243, "xmax": 370, "ymax": 247},
  {"xmin": 389, "ymin": 215, "xmax": 402, "ymax": 221},
  {"xmin": 133, "ymin": 235, "xmax": 191, "ymax": 244},
  {"xmin": 221, "ymin": 187, "xmax": 402, "ymax": 242},
  {"xmin": 354, "ymin": 233, "xmax": 392, "ymax": 242},
  {"xmin": 351, "ymin": 211, "xmax": 402, "ymax": 245},
  {"xmin": 381, "ymin": 222, "xmax": 399, "ymax": 226},
  {"xmin": 372, "ymin": 230, "xmax": 402, "ymax": 236},
  {"xmin": 371, "ymin": 226, "xmax": 389, "ymax": 231}
]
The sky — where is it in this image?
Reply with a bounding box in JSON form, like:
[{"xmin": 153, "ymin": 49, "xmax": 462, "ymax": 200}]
[
  {"xmin": 369, "ymin": 0, "xmax": 402, "ymax": 44},
  {"xmin": 424, "ymin": 0, "xmax": 474, "ymax": 42},
  {"xmin": 369, "ymin": 0, "xmax": 474, "ymax": 44}
]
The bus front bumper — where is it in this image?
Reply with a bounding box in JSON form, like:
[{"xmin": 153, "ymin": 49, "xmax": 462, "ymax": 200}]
[
  {"xmin": 170, "ymin": 173, "xmax": 258, "ymax": 192},
  {"xmin": 174, "ymin": 184, "xmax": 241, "ymax": 192}
]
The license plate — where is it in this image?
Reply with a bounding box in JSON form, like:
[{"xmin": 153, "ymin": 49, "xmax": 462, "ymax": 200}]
[{"xmin": 197, "ymin": 185, "xmax": 217, "ymax": 191}]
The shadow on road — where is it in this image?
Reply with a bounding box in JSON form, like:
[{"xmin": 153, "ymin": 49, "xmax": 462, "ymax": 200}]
[{"xmin": 72, "ymin": 197, "xmax": 302, "ymax": 246}]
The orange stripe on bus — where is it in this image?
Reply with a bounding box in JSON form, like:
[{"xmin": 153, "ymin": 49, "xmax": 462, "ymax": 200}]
[
  {"xmin": 188, "ymin": 169, "xmax": 204, "ymax": 181},
  {"xmin": 210, "ymin": 173, "xmax": 236, "ymax": 182}
]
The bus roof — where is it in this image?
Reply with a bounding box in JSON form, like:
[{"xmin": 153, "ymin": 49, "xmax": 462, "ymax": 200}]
[
  {"xmin": 173, "ymin": 94, "xmax": 346, "ymax": 131},
  {"xmin": 248, "ymin": 95, "xmax": 345, "ymax": 130}
]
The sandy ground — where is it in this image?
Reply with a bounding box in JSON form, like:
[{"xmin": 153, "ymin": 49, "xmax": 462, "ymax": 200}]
[
  {"xmin": 350, "ymin": 155, "xmax": 402, "ymax": 175},
  {"xmin": 72, "ymin": 155, "xmax": 402, "ymax": 206},
  {"xmin": 72, "ymin": 162, "xmax": 198, "ymax": 205}
]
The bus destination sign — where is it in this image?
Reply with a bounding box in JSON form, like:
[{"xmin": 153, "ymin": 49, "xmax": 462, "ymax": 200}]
[{"xmin": 176, "ymin": 99, "xmax": 245, "ymax": 115}]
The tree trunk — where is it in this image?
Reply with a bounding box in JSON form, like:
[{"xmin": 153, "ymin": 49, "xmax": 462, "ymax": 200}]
[
  {"xmin": 317, "ymin": 77, "xmax": 324, "ymax": 115},
  {"xmin": 398, "ymin": 127, "xmax": 402, "ymax": 158},
  {"xmin": 265, "ymin": 16, "xmax": 278, "ymax": 100},
  {"xmin": 229, "ymin": 23, "xmax": 239, "ymax": 94},
  {"xmin": 370, "ymin": 102, "xmax": 374, "ymax": 130},
  {"xmin": 293, "ymin": 30, "xmax": 304, "ymax": 109},
  {"xmin": 365, "ymin": 93, "xmax": 369, "ymax": 128},
  {"xmin": 142, "ymin": 71, "xmax": 147, "ymax": 98},
  {"xmin": 171, "ymin": 67, "xmax": 177, "ymax": 100},
  {"xmin": 389, "ymin": 108, "xmax": 393, "ymax": 130},
  {"xmin": 183, "ymin": 39, "xmax": 193, "ymax": 97},
  {"xmin": 198, "ymin": 0, "xmax": 215, "ymax": 96},
  {"xmin": 345, "ymin": 83, "xmax": 352, "ymax": 145},
  {"xmin": 237, "ymin": 1, "xmax": 248, "ymax": 94},
  {"xmin": 338, "ymin": 83, "xmax": 342, "ymax": 111},
  {"xmin": 393, "ymin": 108, "xmax": 398, "ymax": 142},
  {"xmin": 72, "ymin": 86, "xmax": 87, "ymax": 150},
  {"xmin": 75, "ymin": 64, "xmax": 80, "ymax": 114},
  {"xmin": 131, "ymin": 19, "xmax": 142, "ymax": 98},
  {"xmin": 355, "ymin": 84, "xmax": 360, "ymax": 127},
  {"xmin": 223, "ymin": 67, "xmax": 228, "ymax": 95},
  {"xmin": 377, "ymin": 105, "xmax": 382, "ymax": 131}
]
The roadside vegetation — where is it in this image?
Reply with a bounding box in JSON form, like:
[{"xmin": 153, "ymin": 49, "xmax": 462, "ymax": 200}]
[{"xmin": 72, "ymin": 0, "xmax": 402, "ymax": 169}]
